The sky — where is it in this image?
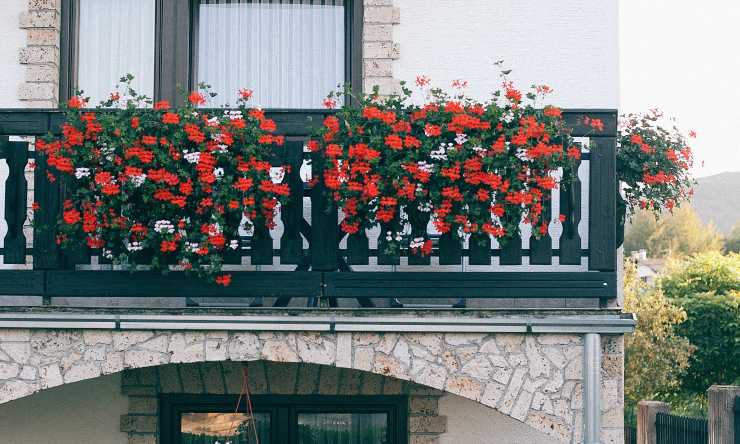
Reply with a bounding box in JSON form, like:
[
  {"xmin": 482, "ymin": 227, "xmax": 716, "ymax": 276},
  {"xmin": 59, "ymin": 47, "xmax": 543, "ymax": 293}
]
[{"xmin": 620, "ymin": 1, "xmax": 740, "ymax": 178}]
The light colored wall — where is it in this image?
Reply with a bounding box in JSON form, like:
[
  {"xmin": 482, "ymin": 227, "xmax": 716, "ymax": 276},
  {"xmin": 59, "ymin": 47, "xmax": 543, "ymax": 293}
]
[
  {"xmin": 439, "ymin": 393, "xmax": 559, "ymax": 444},
  {"xmin": 0, "ymin": 373, "xmax": 129, "ymax": 444},
  {"xmin": 0, "ymin": 0, "xmax": 26, "ymax": 108},
  {"xmin": 394, "ymin": 0, "xmax": 619, "ymax": 108}
]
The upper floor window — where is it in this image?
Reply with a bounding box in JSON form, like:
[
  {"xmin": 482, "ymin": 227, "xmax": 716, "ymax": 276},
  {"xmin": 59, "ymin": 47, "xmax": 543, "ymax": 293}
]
[
  {"xmin": 76, "ymin": 0, "xmax": 156, "ymax": 104},
  {"xmin": 63, "ymin": 0, "xmax": 360, "ymax": 108}
]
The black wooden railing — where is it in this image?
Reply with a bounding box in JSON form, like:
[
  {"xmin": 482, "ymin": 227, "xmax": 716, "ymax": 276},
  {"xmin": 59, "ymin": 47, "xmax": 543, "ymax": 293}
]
[
  {"xmin": 655, "ymin": 412, "xmax": 708, "ymax": 444},
  {"xmin": 0, "ymin": 109, "xmax": 618, "ymax": 306}
]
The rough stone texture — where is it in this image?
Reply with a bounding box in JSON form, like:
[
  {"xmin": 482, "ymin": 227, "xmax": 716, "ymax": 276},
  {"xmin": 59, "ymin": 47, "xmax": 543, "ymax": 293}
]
[
  {"xmin": 362, "ymin": 0, "xmax": 401, "ymax": 96},
  {"xmin": 119, "ymin": 361, "xmax": 445, "ymax": 444},
  {"xmin": 18, "ymin": 0, "xmax": 60, "ymax": 107},
  {"xmin": 0, "ymin": 328, "xmax": 618, "ymax": 443}
]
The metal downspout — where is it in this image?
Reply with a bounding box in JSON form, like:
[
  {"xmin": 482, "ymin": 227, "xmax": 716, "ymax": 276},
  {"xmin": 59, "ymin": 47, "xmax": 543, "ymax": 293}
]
[{"xmin": 583, "ymin": 332, "xmax": 602, "ymax": 444}]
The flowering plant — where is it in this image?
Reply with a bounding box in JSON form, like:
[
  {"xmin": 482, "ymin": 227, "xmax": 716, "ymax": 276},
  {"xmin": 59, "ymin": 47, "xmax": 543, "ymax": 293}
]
[
  {"xmin": 617, "ymin": 110, "xmax": 695, "ymax": 218},
  {"xmin": 312, "ymin": 76, "xmax": 582, "ymax": 256},
  {"xmin": 36, "ymin": 77, "xmax": 289, "ymax": 284}
]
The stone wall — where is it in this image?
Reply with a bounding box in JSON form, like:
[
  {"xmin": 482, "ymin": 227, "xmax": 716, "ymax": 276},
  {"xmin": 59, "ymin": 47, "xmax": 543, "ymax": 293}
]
[
  {"xmin": 18, "ymin": 0, "xmax": 60, "ymax": 107},
  {"xmin": 0, "ymin": 328, "xmax": 623, "ymax": 443}
]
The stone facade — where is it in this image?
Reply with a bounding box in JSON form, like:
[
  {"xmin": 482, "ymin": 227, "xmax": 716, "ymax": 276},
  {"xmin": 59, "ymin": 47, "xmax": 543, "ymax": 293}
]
[
  {"xmin": 362, "ymin": 0, "xmax": 402, "ymax": 96},
  {"xmin": 0, "ymin": 328, "xmax": 624, "ymax": 443},
  {"xmin": 120, "ymin": 361, "xmax": 446, "ymax": 444},
  {"xmin": 18, "ymin": 0, "xmax": 61, "ymax": 108}
]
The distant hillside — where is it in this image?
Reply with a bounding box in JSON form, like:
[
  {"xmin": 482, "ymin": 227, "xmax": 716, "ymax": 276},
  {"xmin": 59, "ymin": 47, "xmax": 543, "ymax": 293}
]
[{"xmin": 691, "ymin": 172, "xmax": 740, "ymax": 234}]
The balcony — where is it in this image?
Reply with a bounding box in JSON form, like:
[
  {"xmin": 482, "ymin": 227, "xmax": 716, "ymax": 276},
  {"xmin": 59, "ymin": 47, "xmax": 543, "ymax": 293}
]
[{"xmin": 0, "ymin": 108, "xmax": 618, "ymax": 309}]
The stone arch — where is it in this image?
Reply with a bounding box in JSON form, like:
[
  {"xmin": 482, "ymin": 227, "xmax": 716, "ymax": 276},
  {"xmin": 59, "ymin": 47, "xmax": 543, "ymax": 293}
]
[{"xmin": 0, "ymin": 328, "xmax": 594, "ymax": 442}]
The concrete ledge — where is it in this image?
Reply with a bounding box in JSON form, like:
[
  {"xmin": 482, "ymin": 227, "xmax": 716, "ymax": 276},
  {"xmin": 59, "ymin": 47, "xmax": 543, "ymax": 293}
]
[{"xmin": 0, "ymin": 311, "xmax": 635, "ymax": 333}]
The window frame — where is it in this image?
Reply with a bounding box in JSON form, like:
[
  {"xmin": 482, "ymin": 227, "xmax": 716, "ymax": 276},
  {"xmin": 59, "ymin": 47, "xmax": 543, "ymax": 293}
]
[
  {"xmin": 160, "ymin": 394, "xmax": 409, "ymax": 444},
  {"xmin": 59, "ymin": 0, "xmax": 363, "ymax": 108}
]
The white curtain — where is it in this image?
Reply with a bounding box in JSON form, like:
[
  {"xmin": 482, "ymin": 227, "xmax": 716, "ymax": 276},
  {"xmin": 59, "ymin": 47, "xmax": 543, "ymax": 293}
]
[
  {"xmin": 198, "ymin": 0, "xmax": 345, "ymax": 108},
  {"xmin": 77, "ymin": 0, "xmax": 155, "ymax": 105}
]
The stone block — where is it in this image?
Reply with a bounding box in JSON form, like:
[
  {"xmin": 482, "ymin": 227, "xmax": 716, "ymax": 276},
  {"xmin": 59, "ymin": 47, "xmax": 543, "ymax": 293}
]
[
  {"xmin": 409, "ymin": 396, "xmax": 439, "ymax": 416},
  {"xmin": 19, "ymin": 10, "xmax": 59, "ymax": 29},
  {"xmin": 128, "ymin": 396, "xmax": 158, "ymax": 415},
  {"xmin": 409, "ymin": 415, "xmax": 447, "ymax": 434},
  {"xmin": 120, "ymin": 415, "xmax": 157, "ymax": 433}
]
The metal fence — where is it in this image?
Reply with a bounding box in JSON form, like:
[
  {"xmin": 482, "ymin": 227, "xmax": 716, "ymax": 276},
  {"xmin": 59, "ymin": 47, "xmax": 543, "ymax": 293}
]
[
  {"xmin": 624, "ymin": 425, "xmax": 637, "ymax": 444},
  {"xmin": 656, "ymin": 412, "xmax": 708, "ymax": 444}
]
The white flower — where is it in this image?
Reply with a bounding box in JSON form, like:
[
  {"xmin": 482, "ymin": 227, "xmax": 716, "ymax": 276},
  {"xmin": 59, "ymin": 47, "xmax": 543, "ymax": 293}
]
[
  {"xmin": 206, "ymin": 116, "xmax": 219, "ymax": 127},
  {"xmin": 213, "ymin": 167, "xmax": 224, "ymax": 178},
  {"xmin": 130, "ymin": 174, "xmax": 146, "ymax": 187},
  {"xmin": 184, "ymin": 151, "xmax": 200, "ymax": 164},
  {"xmin": 229, "ymin": 239, "xmax": 239, "ymax": 250},
  {"xmin": 454, "ymin": 133, "xmax": 468, "ymax": 145},
  {"xmin": 224, "ymin": 110, "xmax": 243, "ymax": 120},
  {"xmin": 74, "ymin": 167, "xmax": 90, "ymax": 179},
  {"xmin": 502, "ymin": 112, "xmax": 515, "ymax": 123},
  {"xmin": 126, "ymin": 241, "xmax": 143, "ymax": 252},
  {"xmin": 103, "ymin": 249, "xmax": 113, "ymax": 259},
  {"xmin": 154, "ymin": 220, "xmax": 175, "ymax": 234},
  {"xmin": 417, "ymin": 161, "xmax": 433, "ymax": 173},
  {"xmin": 417, "ymin": 202, "xmax": 432, "ymax": 213},
  {"xmin": 410, "ymin": 237, "xmax": 425, "ymax": 249},
  {"xmin": 430, "ymin": 145, "xmax": 448, "ymax": 161}
]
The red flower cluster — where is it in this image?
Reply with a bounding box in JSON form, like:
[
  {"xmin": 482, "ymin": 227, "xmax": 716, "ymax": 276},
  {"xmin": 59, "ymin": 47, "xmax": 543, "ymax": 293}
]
[
  {"xmin": 37, "ymin": 80, "xmax": 288, "ymax": 284},
  {"xmin": 616, "ymin": 109, "xmax": 694, "ymax": 217},
  {"xmin": 311, "ymin": 78, "xmax": 578, "ymax": 255}
]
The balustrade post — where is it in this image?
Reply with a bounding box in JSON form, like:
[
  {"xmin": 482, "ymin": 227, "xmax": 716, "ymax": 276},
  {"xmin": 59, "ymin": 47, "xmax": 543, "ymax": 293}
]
[{"xmin": 310, "ymin": 150, "xmax": 337, "ymax": 271}]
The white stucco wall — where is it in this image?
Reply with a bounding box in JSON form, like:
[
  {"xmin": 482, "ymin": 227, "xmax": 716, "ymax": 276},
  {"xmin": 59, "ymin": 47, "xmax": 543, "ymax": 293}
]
[
  {"xmin": 0, "ymin": 373, "xmax": 129, "ymax": 444},
  {"xmin": 395, "ymin": 0, "xmax": 619, "ymax": 108},
  {"xmin": 0, "ymin": 0, "xmax": 26, "ymax": 108},
  {"xmin": 439, "ymin": 393, "xmax": 559, "ymax": 444}
]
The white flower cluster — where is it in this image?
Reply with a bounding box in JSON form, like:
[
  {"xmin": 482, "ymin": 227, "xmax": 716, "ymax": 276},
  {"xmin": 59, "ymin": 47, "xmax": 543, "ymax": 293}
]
[
  {"xmin": 184, "ymin": 151, "xmax": 200, "ymax": 164},
  {"xmin": 130, "ymin": 174, "xmax": 146, "ymax": 187},
  {"xmin": 472, "ymin": 145, "xmax": 485, "ymax": 155},
  {"xmin": 154, "ymin": 220, "xmax": 175, "ymax": 234},
  {"xmin": 213, "ymin": 167, "xmax": 224, "ymax": 179},
  {"xmin": 409, "ymin": 237, "xmax": 426, "ymax": 249},
  {"xmin": 74, "ymin": 167, "xmax": 90, "ymax": 179},
  {"xmin": 417, "ymin": 202, "xmax": 432, "ymax": 213},
  {"xmin": 454, "ymin": 132, "xmax": 468, "ymax": 145},
  {"xmin": 417, "ymin": 161, "xmax": 433, "ymax": 173},
  {"xmin": 229, "ymin": 239, "xmax": 240, "ymax": 250},
  {"xmin": 224, "ymin": 110, "xmax": 243, "ymax": 120},
  {"xmin": 186, "ymin": 242, "xmax": 200, "ymax": 252},
  {"xmin": 431, "ymin": 142, "xmax": 455, "ymax": 161},
  {"xmin": 385, "ymin": 230, "xmax": 403, "ymax": 242},
  {"xmin": 206, "ymin": 116, "xmax": 219, "ymax": 127},
  {"xmin": 126, "ymin": 241, "xmax": 143, "ymax": 252},
  {"xmin": 502, "ymin": 111, "xmax": 515, "ymax": 124}
]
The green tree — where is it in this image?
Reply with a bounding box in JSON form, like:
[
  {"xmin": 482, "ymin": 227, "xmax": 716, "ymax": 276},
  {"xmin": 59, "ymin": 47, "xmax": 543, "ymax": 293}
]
[
  {"xmin": 623, "ymin": 206, "xmax": 723, "ymax": 258},
  {"xmin": 659, "ymin": 252, "xmax": 740, "ymax": 392},
  {"xmin": 660, "ymin": 252, "xmax": 740, "ymax": 298},
  {"xmin": 624, "ymin": 209, "xmax": 659, "ymax": 255},
  {"xmin": 724, "ymin": 222, "xmax": 740, "ymax": 254},
  {"xmin": 623, "ymin": 260, "xmax": 694, "ymax": 409}
]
